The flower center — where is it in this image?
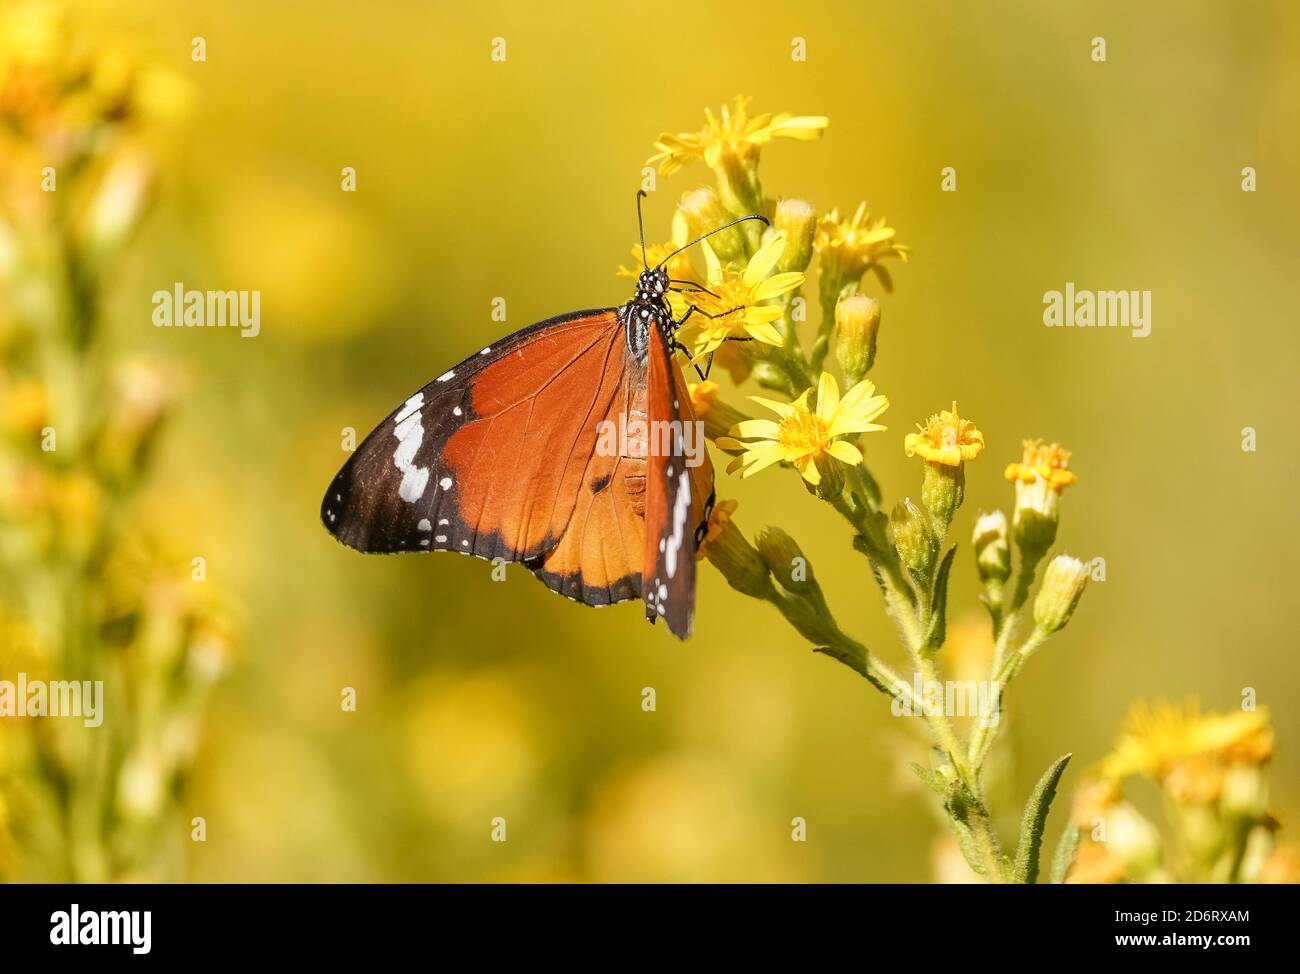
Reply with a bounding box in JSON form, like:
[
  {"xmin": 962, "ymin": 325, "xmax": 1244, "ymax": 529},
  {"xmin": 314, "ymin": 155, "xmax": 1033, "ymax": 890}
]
[{"xmin": 778, "ymin": 409, "xmax": 830, "ymax": 452}]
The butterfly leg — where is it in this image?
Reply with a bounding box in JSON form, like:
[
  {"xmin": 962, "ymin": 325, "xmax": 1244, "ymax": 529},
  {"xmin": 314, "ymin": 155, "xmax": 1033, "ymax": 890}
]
[{"xmin": 693, "ymin": 351, "xmax": 715, "ymax": 381}]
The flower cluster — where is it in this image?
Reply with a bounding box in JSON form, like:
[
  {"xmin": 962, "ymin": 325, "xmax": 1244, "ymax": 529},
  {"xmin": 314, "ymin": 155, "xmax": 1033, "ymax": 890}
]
[
  {"xmin": 1065, "ymin": 701, "xmax": 1296, "ymax": 884},
  {"xmin": 0, "ymin": 1, "xmax": 231, "ymax": 882},
  {"xmin": 637, "ymin": 97, "xmax": 1108, "ymax": 884}
]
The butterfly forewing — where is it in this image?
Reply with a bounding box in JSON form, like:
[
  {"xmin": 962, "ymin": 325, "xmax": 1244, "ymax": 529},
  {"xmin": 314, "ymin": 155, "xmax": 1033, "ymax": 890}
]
[{"xmin": 323, "ymin": 308, "xmax": 647, "ymax": 604}]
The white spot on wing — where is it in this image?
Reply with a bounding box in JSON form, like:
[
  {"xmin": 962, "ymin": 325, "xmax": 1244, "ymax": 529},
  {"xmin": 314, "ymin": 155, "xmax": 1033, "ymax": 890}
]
[
  {"xmin": 664, "ymin": 469, "xmax": 691, "ymax": 579},
  {"xmin": 394, "ymin": 393, "xmax": 423, "ymax": 425},
  {"xmin": 418, "ymin": 518, "xmax": 431, "ymax": 532},
  {"xmin": 440, "ymin": 476, "xmax": 453, "ymax": 490},
  {"xmin": 392, "ymin": 393, "xmax": 429, "ymax": 503},
  {"xmin": 399, "ymin": 467, "xmax": 428, "ymax": 503},
  {"xmin": 437, "ymin": 370, "xmax": 455, "ymax": 382}
]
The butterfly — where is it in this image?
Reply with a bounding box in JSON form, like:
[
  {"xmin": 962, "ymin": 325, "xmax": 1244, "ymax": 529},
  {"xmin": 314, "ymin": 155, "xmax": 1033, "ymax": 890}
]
[{"xmin": 321, "ymin": 193, "xmax": 766, "ymax": 639}]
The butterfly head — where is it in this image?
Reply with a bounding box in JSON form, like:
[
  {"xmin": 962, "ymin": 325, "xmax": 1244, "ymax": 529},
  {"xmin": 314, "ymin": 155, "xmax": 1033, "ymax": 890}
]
[{"xmin": 634, "ymin": 267, "xmax": 670, "ymax": 305}]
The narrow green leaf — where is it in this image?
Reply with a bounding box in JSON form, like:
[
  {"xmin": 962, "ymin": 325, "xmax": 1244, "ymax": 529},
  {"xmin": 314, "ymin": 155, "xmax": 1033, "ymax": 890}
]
[
  {"xmin": 949, "ymin": 818, "xmax": 986, "ymax": 876},
  {"xmin": 1049, "ymin": 823, "xmax": 1081, "ymax": 884},
  {"xmin": 1012, "ymin": 752, "xmax": 1072, "ymax": 884},
  {"xmin": 909, "ymin": 762, "xmax": 948, "ymax": 800},
  {"xmin": 925, "ymin": 545, "xmax": 957, "ymax": 649}
]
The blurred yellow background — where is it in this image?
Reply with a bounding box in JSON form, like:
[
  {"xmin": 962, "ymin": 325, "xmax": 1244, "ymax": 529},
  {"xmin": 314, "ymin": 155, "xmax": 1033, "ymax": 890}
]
[{"xmin": 40, "ymin": 0, "xmax": 1300, "ymax": 881}]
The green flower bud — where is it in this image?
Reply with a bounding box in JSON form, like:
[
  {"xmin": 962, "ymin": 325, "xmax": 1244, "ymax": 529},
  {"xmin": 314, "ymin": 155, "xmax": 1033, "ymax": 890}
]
[
  {"xmin": 679, "ymin": 186, "xmax": 744, "ymax": 261},
  {"xmin": 921, "ymin": 461, "xmax": 964, "ymax": 540},
  {"xmin": 1033, "ymin": 555, "xmax": 1090, "ymax": 634},
  {"xmin": 703, "ymin": 512, "xmax": 774, "ymax": 599},
  {"xmin": 972, "ymin": 510, "xmax": 1011, "ymax": 585},
  {"xmin": 1011, "ymin": 483, "xmax": 1060, "ymax": 555},
  {"xmin": 773, "ymin": 198, "xmax": 817, "ymax": 273},
  {"xmin": 755, "ymin": 526, "xmax": 817, "ymax": 597},
  {"xmin": 834, "ymin": 294, "xmax": 881, "ymax": 383},
  {"xmin": 890, "ymin": 498, "xmax": 934, "ymax": 576}
]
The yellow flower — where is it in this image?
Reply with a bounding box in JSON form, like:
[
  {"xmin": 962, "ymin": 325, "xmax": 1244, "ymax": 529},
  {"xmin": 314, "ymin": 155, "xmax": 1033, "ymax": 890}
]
[
  {"xmin": 724, "ymin": 372, "xmax": 889, "ymax": 486},
  {"xmin": 695, "ymin": 498, "xmax": 738, "ymax": 561},
  {"xmin": 904, "ymin": 402, "xmax": 985, "ymax": 467},
  {"xmin": 681, "ymin": 232, "xmax": 804, "ymax": 361},
  {"xmin": 647, "ymin": 95, "xmax": 828, "ymax": 177},
  {"xmin": 1098, "ymin": 700, "xmax": 1274, "ymax": 801},
  {"xmin": 815, "ymin": 202, "xmax": 910, "ymax": 292},
  {"xmin": 1004, "ymin": 439, "xmax": 1077, "ymax": 491}
]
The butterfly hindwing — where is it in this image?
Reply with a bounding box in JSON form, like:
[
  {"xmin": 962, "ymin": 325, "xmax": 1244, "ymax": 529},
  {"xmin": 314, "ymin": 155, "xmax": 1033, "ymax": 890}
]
[{"xmin": 641, "ymin": 326, "xmax": 715, "ymax": 639}]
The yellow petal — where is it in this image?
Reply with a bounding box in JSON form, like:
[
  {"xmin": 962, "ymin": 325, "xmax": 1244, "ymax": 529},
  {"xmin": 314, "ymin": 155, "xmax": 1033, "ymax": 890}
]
[
  {"xmin": 742, "ymin": 306, "xmax": 784, "ymax": 327},
  {"xmin": 671, "ymin": 208, "xmax": 689, "ymax": 248},
  {"xmin": 769, "ymin": 114, "xmax": 829, "ymax": 139},
  {"xmin": 689, "ymin": 337, "xmax": 724, "ymax": 364},
  {"xmin": 744, "ymin": 320, "xmax": 784, "ymax": 345},
  {"xmin": 829, "ymin": 381, "xmax": 890, "ymax": 436},
  {"xmin": 797, "ymin": 454, "xmax": 822, "ymax": 486},
  {"xmin": 743, "ymin": 231, "xmax": 787, "ymax": 288},
  {"xmin": 739, "ymin": 441, "xmax": 788, "ymax": 478},
  {"xmin": 815, "ymin": 372, "xmax": 841, "ymax": 422},
  {"xmin": 730, "ymin": 419, "xmax": 781, "ymax": 440},
  {"xmin": 825, "ymin": 439, "xmax": 863, "ymax": 466},
  {"xmin": 751, "ymin": 271, "xmax": 805, "ymax": 302},
  {"xmin": 701, "ymin": 239, "xmax": 722, "ymax": 284},
  {"xmin": 749, "ymin": 395, "xmax": 798, "ymax": 420}
]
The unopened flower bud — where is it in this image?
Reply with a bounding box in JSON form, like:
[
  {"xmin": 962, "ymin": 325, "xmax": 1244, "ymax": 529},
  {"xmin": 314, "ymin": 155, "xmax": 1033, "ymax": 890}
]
[
  {"xmin": 890, "ymin": 498, "xmax": 934, "ymax": 576},
  {"xmin": 679, "ymin": 186, "xmax": 744, "ymax": 261},
  {"xmin": 756, "ymin": 526, "xmax": 817, "ymax": 597},
  {"xmin": 1033, "ymin": 555, "xmax": 1089, "ymax": 634},
  {"xmin": 834, "ymin": 294, "xmax": 881, "ymax": 383},
  {"xmin": 972, "ymin": 510, "xmax": 1011, "ymax": 585},
  {"xmin": 773, "ymin": 198, "xmax": 817, "ymax": 273},
  {"xmin": 921, "ymin": 461, "xmax": 964, "ymax": 540},
  {"xmin": 702, "ymin": 505, "xmax": 774, "ymax": 599},
  {"xmin": 1006, "ymin": 439, "xmax": 1076, "ymax": 556}
]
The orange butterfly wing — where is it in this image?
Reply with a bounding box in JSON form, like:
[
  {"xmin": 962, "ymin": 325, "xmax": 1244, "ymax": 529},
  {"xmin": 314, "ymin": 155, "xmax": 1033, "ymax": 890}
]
[{"xmin": 323, "ymin": 308, "xmax": 648, "ymax": 605}]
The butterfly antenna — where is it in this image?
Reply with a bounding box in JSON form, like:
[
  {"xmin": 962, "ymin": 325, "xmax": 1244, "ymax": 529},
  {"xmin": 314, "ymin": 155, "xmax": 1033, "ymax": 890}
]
[
  {"xmin": 635, "ymin": 190, "xmax": 649, "ymax": 270},
  {"xmin": 655, "ymin": 214, "xmax": 770, "ymax": 270}
]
